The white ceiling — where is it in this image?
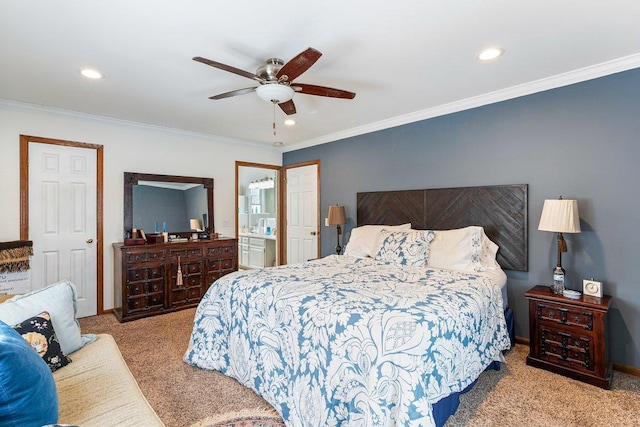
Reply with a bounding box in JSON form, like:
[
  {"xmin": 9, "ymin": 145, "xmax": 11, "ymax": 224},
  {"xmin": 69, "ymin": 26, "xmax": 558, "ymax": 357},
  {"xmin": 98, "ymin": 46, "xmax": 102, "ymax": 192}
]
[{"xmin": 2, "ymin": 1, "xmax": 640, "ymax": 151}]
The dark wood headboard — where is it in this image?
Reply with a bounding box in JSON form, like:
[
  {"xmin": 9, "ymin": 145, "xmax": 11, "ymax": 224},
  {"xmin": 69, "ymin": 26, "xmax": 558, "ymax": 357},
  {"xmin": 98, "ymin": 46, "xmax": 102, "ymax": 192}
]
[{"xmin": 357, "ymin": 184, "xmax": 528, "ymax": 271}]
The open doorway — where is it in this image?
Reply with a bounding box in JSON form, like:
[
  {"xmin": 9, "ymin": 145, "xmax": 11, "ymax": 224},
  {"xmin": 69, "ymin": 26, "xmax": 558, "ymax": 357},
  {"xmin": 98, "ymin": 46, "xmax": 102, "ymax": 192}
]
[{"xmin": 236, "ymin": 162, "xmax": 281, "ymax": 269}]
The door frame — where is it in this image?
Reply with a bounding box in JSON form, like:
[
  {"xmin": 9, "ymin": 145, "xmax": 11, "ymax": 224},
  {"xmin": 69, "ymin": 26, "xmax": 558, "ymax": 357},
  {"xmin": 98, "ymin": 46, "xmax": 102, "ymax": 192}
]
[
  {"xmin": 235, "ymin": 161, "xmax": 283, "ymax": 265},
  {"xmin": 19, "ymin": 135, "xmax": 105, "ymax": 314},
  {"xmin": 283, "ymin": 159, "xmax": 321, "ymax": 263}
]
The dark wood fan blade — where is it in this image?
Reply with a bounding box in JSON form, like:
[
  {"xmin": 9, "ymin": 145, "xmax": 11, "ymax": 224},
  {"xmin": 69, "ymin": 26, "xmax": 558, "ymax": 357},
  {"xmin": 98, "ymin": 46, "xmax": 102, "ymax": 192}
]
[
  {"xmin": 278, "ymin": 100, "xmax": 296, "ymax": 115},
  {"xmin": 193, "ymin": 57, "xmax": 264, "ymax": 82},
  {"xmin": 292, "ymin": 83, "xmax": 356, "ymax": 99},
  {"xmin": 276, "ymin": 48, "xmax": 322, "ymax": 82},
  {"xmin": 209, "ymin": 87, "xmax": 257, "ymax": 100}
]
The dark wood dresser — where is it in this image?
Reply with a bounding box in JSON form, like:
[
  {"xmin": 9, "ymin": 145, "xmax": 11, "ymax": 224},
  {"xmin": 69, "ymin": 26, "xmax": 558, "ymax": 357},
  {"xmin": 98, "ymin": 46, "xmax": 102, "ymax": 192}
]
[
  {"xmin": 113, "ymin": 238, "xmax": 237, "ymax": 322},
  {"xmin": 525, "ymin": 285, "xmax": 612, "ymax": 389}
]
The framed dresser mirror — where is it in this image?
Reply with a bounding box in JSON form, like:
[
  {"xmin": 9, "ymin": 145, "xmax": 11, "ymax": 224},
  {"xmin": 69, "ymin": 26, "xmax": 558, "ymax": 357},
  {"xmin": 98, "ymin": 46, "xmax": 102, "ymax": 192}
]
[{"xmin": 124, "ymin": 172, "xmax": 214, "ymax": 238}]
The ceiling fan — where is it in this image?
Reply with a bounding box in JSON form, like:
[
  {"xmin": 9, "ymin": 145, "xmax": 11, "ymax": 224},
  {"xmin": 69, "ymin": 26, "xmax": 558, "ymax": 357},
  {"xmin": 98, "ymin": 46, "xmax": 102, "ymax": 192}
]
[{"xmin": 193, "ymin": 47, "xmax": 356, "ymax": 115}]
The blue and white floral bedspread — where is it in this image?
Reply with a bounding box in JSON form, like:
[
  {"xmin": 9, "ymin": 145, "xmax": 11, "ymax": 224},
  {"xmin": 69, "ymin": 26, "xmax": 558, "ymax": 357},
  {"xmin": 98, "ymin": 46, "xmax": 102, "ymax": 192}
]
[{"xmin": 184, "ymin": 255, "xmax": 510, "ymax": 427}]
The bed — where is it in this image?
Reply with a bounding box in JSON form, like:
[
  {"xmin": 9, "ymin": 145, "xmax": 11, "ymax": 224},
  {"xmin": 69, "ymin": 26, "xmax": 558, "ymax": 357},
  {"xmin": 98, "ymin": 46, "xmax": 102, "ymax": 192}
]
[{"xmin": 185, "ymin": 184, "xmax": 527, "ymax": 427}]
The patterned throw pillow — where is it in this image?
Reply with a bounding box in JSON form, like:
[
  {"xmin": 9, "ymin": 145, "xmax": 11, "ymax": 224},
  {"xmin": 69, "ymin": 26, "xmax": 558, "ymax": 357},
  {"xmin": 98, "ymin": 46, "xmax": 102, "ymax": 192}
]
[
  {"xmin": 13, "ymin": 311, "xmax": 72, "ymax": 372},
  {"xmin": 374, "ymin": 229, "xmax": 436, "ymax": 267}
]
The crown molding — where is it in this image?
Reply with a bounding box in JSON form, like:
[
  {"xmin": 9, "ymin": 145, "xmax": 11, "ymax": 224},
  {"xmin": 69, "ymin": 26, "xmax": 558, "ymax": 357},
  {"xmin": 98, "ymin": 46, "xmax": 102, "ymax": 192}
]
[
  {"xmin": 283, "ymin": 53, "xmax": 640, "ymax": 152},
  {"xmin": 0, "ymin": 98, "xmax": 284, "ymax": 153},
  {"xmin": 3, "ymin": 52, "xmax": 639, "ymax": 155}
]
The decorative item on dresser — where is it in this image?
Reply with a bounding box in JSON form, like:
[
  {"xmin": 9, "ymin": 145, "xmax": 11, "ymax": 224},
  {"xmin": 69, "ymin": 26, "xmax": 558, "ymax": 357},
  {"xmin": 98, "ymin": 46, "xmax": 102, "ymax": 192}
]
[
  {"xmin": 113, "ymin": 238, "xmax": 237, "ymax": 322},
  {"xmin": 525, "ymin": 285, "xmax": 612, "ymax": 389}
]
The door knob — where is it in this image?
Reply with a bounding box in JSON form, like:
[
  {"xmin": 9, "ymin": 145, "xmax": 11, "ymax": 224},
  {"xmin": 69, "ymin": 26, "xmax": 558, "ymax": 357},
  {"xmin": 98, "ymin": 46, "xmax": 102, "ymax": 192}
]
[
  {"xmin": 310, "ymin": 231, "xmax": 317, "ymax": 236},
  {"xmin": 86, "ymin": 238, "xmax": 94, "ymax": 243}
]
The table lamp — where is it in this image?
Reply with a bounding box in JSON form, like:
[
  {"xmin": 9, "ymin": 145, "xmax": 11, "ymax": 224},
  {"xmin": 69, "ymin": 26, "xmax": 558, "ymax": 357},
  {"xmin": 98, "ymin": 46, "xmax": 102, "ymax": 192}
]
[
  {"xmin": 327, "ymin": 205, "xmax": 347, "ymax": 255},
  {"xmin": 538, "ymin": 196, "xmax": 581, "ymax": 293}
]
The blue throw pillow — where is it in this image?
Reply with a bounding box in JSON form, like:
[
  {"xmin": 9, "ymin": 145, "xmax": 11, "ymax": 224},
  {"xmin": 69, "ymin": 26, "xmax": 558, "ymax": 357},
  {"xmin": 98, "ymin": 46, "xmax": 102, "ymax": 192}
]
[{"xmin": 0, "ymin": 320, "xmax": 59, "ymax": 427}]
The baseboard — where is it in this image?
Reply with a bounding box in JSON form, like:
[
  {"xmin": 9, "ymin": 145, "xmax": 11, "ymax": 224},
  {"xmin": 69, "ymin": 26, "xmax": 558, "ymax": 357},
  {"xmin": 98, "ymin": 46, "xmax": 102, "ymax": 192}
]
[
  {"xmin": 514, "ymin": 335, "xmax": 640, "ymax": 378},
  {"xmin": 613, "ymin": 362, "xmax": 640, "ymax": 377}
]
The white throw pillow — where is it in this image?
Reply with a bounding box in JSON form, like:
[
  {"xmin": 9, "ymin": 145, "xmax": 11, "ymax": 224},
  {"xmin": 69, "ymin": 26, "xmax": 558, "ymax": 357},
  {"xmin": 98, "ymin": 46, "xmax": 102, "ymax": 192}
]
[
  {"xmin": 343, "ymin": 223, "xmax": 412, "ymax": 258},
  {"xmin": 427, "ymin": 226, "xmax": 500, "ymax": 273},
  {"xmin": 0, "ymin": 280, "xmax": 95, "ymax": 354}
]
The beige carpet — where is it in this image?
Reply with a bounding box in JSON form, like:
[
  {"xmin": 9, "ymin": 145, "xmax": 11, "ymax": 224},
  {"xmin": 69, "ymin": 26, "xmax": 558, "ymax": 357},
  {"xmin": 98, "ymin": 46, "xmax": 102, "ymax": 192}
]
[{"xmin": 79, "ymin": 308, "xmax": 640, "ymax": 427}]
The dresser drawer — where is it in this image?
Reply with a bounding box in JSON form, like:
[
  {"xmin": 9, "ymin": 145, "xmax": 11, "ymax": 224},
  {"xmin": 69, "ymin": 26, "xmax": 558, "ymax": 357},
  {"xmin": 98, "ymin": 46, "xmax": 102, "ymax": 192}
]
[
  {"xmin": 206, "ymin": 244, "xmax": 236, "ymax": 258},
  {"xmin": 126, "ymin": 266, "xmax": 164, "ymax": 284},
  {"xmin": 170, "ymin": 284, "xmax": 203, "ymax": 308},
  {"xmin": 126, "ymin": 281, "xmax": 164, "ymax": 297},
  {"xmin": 181, "ymin": 261, "xmax": 203, "ymax": 275},
  {"xmin": 124, "ymin": 249, "xmax": 166, "ymax": 264},
  {"xmin": 536, "ymin": 302, "xmax": 593, "ymax": 330},
  {"xmin": 170, "ymin": 247, "xmax": 203, "ymax": 260},
  {"xmin": 126, "ymin": 292, "xmax": 164, "ymax": 314},
  {"xmin": 208, "ymin": 257, "xmax": 236, "ymax": 271}
]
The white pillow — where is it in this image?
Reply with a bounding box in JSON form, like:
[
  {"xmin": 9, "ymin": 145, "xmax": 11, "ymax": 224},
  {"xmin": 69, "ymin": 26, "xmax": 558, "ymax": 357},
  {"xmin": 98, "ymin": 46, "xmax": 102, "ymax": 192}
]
[
  {"xmin": 0, "ymin": 280, "xmax": 95, "ymax": 354},
  {"xmin": 427, "ymin": 226, "xmax": 500, "ymax": 273},
  {"xmin": 344, "ymin": 223, "xmax": 412, "ymax": 258}
]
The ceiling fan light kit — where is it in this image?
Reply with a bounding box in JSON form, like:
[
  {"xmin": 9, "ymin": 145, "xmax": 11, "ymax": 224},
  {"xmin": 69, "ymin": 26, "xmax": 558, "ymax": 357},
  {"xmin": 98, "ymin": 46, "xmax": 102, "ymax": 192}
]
[{"xmin": 256, "ymin": 83, "xmax": 294, "ymax": 104}]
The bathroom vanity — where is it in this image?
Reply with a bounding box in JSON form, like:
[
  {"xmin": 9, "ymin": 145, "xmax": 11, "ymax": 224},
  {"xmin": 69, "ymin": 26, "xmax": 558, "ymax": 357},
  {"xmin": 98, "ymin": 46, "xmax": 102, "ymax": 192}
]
[{"xmin": 239, "ymin": 233, "xmax": 276, "ymax": 269}]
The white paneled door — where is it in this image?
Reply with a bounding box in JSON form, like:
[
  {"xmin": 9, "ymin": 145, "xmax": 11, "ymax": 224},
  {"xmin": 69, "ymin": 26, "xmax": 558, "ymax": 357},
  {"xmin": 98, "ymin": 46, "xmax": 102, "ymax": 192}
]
[
  {"xmin": 286, "ymin": 163, "xmax": 319, "ymax": 264},
  {"xmin": 28, "ymin": 142, "xmax": 98, "ymax": 317}
]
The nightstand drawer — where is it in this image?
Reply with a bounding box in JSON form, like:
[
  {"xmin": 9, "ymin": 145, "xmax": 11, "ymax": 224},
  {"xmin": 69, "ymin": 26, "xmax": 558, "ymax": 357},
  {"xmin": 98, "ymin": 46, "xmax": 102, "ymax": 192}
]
[
  {"xmin": 539, "ymin": 327, "xmax": 593, "ymax": 371},
  {"xmin": 536, "ymin": 302, "xmax": 593, "ymax": 330}
]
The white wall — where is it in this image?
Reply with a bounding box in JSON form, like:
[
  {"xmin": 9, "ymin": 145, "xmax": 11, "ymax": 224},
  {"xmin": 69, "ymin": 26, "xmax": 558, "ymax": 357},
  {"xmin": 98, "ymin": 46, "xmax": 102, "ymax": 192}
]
[{"xmin": 0, "ymin": 101, "xmax": 281, "ymax": 310}]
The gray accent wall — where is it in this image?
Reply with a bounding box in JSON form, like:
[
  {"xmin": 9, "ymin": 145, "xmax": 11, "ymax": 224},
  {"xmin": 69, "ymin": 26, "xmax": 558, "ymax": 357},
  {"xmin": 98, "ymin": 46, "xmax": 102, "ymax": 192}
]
[{"xmin": 284, "ymin": 67, "xmax": 640, "ymax": 369}]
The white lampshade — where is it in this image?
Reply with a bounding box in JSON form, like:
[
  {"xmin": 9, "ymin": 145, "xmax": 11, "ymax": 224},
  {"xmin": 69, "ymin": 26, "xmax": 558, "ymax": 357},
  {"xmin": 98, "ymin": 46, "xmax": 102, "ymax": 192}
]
[
  {"xmin": 327, "ymin": 205, "xmax": 347, "ymax": 225},
  {"xmin": 190, "ymin": 218, "xmax": 202, "ymax": 231},
  {"xmin": 538, "ymin": 199, "xmax": 581, "ymax": 233},
  {"xmin": 256, "ymin": 84, "xmax": 294, "ymax": 104}
]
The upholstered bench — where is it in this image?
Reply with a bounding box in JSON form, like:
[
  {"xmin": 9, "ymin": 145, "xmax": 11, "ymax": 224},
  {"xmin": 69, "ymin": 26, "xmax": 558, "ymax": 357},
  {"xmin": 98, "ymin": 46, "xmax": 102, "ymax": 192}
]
[{"xmin": 0, "ymin": 281, "xmax": 164, "ymax": 427}]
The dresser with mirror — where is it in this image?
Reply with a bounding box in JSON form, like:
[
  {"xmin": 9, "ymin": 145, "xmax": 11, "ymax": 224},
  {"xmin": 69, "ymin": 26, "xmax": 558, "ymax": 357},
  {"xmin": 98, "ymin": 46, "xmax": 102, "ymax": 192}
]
[{"xmin": 113, "ymin": 172, "xmax": 237, "ymax": 322}]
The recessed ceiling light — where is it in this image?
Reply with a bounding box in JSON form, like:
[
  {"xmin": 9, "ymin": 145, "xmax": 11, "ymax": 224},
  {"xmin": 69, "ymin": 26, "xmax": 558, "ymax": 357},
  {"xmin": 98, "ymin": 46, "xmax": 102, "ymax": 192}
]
[
  {"xmin": 477, "ymin": 47, "xmax": 505, "ymax": 61},
  {"xmin": 284, "ymin": 119, "xmax": 296, "ymax": 126},
  {"xmin": 273, "ymin": 141, "xmax": 284, "ymax": 146},
  {"xmin": 80, "ymin": 68, "xmax": 104, "ymax": 79}
]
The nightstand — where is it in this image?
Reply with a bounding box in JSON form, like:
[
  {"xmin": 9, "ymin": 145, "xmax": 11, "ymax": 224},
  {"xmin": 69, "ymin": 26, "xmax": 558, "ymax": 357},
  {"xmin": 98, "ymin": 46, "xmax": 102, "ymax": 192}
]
[{"xmin": 525, "ymin": 285, "xmax": 612, "ymax": 389}]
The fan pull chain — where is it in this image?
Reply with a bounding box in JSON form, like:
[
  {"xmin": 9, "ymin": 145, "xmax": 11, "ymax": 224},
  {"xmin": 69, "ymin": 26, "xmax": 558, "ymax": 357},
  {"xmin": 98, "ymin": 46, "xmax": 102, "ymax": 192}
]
[{"xmin": 272, "ymin": 102, "xmax": 277, "ymax": 137}]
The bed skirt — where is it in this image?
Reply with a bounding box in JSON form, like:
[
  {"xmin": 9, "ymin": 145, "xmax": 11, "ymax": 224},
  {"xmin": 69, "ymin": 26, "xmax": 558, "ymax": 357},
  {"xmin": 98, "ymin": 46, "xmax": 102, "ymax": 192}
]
[{"xmin": 432, "ymin": 306, "xmax": 514, "ymax": 427}]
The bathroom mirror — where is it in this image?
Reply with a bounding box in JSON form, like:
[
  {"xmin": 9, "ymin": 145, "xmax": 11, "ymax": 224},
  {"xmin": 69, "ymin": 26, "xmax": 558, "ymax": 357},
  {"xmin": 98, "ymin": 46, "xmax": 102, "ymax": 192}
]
[{"xmin": 124, "ymin": 172, "xmax": 214, "ymax": 238}]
